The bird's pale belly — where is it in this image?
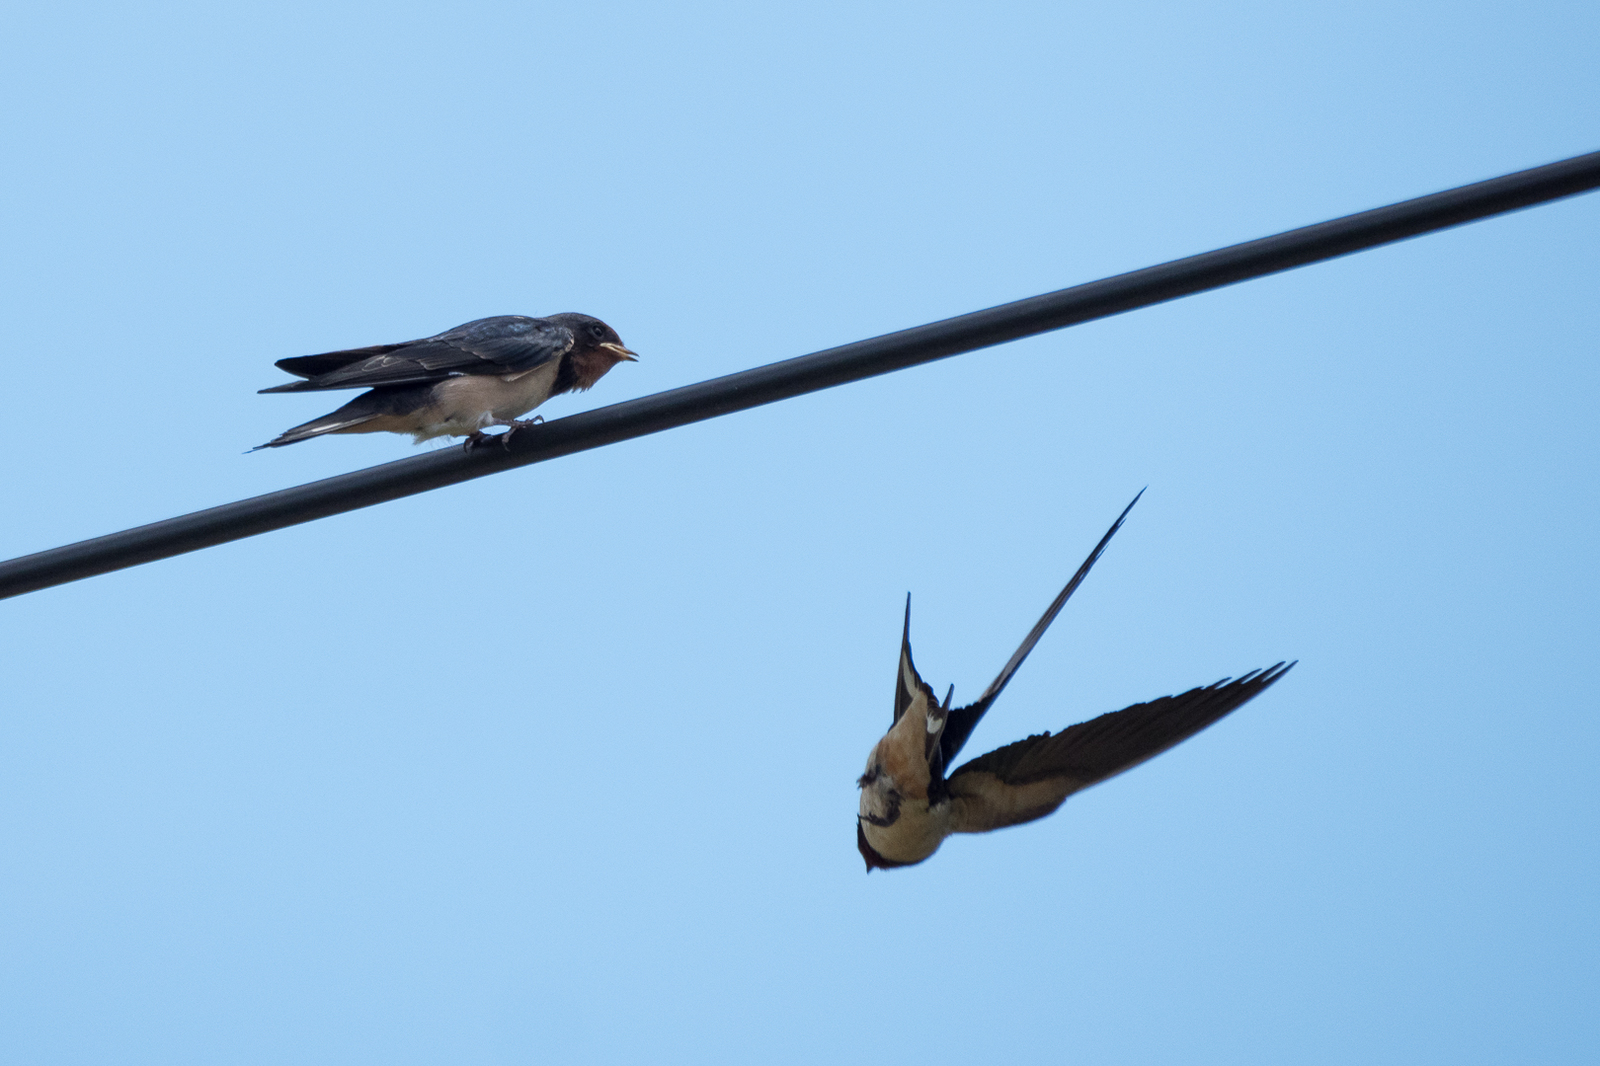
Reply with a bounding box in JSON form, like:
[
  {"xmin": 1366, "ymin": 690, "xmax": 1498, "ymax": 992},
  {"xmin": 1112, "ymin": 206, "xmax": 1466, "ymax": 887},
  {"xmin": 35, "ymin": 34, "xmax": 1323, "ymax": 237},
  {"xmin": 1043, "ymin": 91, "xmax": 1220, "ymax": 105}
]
[
  {"xmin": 860, "ymin": 798, "xmax": 949, "ymax": 865},
  {"xmin": 415, "ymin": 364, "xmax": 562, "ymax": 440}
]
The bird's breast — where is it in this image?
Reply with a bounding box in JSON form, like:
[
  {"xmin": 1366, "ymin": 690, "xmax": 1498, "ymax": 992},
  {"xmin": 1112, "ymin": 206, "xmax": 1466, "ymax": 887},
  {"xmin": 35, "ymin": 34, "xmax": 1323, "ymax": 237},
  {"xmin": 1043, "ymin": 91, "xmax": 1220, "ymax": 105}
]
[{"xmin": 859, "ymin": 796, "xmax": 949, "ymax": 866}]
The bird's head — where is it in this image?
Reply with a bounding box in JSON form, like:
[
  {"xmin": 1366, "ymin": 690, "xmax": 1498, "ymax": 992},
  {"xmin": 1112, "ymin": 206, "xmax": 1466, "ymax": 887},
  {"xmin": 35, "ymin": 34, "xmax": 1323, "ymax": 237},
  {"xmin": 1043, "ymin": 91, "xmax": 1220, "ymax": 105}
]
[{"xmin": 549, "ymin": 312, "xmax": 638, "ymax": 390}]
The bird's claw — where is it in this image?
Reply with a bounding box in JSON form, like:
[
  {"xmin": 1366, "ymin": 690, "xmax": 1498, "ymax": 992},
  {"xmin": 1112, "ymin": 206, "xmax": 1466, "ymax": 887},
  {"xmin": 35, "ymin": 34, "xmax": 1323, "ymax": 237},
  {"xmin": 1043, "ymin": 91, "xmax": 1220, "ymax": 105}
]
[
  {"xmin": 464, "ymin": 415, "xmax": 544, "ymax": 452},
  {"xmin": 498, "ymin": 416, "xmax": 545, "ymax": 449}
]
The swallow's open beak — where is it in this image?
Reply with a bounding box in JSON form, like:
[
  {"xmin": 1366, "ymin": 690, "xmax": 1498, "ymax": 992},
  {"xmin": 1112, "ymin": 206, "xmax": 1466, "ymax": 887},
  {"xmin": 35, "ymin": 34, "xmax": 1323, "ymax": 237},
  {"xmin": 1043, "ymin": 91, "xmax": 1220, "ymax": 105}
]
[{"xmin": 601, "ymin": 342, "xmax": 639, "ymax": 361}]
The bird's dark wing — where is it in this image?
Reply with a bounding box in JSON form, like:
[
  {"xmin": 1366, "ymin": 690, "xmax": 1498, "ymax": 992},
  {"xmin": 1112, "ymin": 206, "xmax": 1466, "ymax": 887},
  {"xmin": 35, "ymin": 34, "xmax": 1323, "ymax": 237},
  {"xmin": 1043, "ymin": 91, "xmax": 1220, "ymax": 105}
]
[
  {"xmin": 270, "ymin": 341, "xmax": 414, "ymax": 381},
  {"xmin": 939, "ymin": 489, "xmax": 1143, "ymax": 766},
  {"xmin": 260, "ymin": 316, "xmax": 575, "ymax": 393},
  {"xmin": 946, "ymin": 662, "xmax": 1293, "ymax": 834}
]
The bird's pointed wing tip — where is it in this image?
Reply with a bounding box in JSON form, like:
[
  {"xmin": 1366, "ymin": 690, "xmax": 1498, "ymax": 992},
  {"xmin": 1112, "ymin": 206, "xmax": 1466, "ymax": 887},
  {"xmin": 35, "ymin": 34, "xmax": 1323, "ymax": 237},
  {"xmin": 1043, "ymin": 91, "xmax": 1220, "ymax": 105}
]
[{"xmin": 1259, "ymin": 660, "xmax": 1297, "ymax": 684}]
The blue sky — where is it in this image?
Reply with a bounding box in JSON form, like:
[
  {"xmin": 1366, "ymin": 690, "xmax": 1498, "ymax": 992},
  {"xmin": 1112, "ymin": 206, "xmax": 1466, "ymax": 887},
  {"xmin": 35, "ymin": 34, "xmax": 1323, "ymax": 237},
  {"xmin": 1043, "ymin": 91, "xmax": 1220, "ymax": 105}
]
[{"xmin": 1, "ymin": 2, "xmax": 1596, "ymax": 1062}]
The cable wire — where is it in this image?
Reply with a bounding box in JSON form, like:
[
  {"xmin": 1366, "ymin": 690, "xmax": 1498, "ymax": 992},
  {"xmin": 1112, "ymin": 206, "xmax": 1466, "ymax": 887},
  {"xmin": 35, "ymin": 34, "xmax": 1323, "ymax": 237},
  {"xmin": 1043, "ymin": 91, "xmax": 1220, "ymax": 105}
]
[{"xmin": 3, "ymin": 149, "xmax": 1598, "ymax": 601}]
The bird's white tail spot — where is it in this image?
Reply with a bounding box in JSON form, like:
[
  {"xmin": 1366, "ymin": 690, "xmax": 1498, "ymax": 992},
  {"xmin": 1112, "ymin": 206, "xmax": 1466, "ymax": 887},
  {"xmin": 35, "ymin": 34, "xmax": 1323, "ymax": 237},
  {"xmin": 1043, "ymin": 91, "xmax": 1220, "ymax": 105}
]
[{"xmin": 926, "ymin": 712, "xmax": 941, "ymax": 733}]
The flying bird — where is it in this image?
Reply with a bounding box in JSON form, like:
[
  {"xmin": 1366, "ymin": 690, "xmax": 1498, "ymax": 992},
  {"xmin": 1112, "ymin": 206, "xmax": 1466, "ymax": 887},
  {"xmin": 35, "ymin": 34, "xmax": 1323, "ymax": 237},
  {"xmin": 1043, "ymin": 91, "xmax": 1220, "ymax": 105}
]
[
  {"xmin": 255, "ymin": 313, "xmax": 637, "ymax": 449},
  {"xmin": 856, "ymin": 492, "xmax": 1293, "ymax": 871}
]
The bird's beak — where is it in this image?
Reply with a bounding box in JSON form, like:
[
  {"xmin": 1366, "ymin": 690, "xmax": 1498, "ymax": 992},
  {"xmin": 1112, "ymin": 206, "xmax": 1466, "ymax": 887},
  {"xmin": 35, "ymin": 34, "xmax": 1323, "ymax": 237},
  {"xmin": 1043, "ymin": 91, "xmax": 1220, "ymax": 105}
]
[{"xmin": 601, "ymin": 342, "xmax": 639, "ymax": 361}]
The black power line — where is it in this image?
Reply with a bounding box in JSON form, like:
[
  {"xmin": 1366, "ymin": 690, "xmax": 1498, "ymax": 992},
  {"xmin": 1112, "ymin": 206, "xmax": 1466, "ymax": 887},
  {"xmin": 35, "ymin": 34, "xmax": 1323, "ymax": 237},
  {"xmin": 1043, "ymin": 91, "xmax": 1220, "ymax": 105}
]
[{"xmin": 3, "ymin": 149, "xmax": 1598, "ymax": 601}]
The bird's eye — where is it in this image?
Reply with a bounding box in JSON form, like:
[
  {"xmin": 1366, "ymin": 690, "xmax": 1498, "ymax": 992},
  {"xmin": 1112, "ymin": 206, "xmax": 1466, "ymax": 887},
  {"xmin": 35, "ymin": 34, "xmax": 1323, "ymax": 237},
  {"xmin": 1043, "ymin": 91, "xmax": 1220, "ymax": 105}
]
[{"xmin": 589, "ymin": 323, "xmax": 606, "ymax": 339}]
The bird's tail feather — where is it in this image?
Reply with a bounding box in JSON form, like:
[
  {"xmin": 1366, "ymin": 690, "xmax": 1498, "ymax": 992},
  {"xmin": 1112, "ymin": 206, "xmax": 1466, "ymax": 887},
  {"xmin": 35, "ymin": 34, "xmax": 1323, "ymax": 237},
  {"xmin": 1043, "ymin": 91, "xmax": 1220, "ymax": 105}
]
[
  {"xmin": 937, "ymin": 489, "xmax": 1145, "ymax": 764},
  {"xmin": 251, "ymin": 413, "xmax": 380, "ymax": 450}
]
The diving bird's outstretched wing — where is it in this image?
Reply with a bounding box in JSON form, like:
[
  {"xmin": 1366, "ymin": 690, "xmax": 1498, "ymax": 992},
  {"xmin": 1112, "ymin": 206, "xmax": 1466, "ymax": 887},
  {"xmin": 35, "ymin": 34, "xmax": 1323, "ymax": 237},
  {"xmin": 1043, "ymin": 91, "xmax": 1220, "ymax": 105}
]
[{"xmin": 946, "ymin": 663, "xmax": 1294, "ymax": 833}]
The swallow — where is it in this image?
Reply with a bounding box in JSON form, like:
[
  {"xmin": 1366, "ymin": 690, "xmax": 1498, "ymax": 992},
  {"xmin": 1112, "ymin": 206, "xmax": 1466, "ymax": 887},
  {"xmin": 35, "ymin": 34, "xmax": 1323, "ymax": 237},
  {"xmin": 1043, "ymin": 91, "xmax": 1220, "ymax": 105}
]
[
  {"xmin": 255, "ymin": 313, "xmax": 637, "ymax": 449},
  {"xmin": 856, "ymin": 491, "xmax": 1293, "ymax": 871}
]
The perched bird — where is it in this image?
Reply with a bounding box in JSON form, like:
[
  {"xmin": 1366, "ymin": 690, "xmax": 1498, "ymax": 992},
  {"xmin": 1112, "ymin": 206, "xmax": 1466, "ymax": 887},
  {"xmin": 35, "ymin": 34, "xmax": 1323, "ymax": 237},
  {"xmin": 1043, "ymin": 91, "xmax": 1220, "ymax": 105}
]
[
  {"xmin": 856, "ymin": 491, "xmax": 1293, "ymax": 871},
  {"xmin": 255, "ymin": 313, "xmax": 637, "ymax": 449}
]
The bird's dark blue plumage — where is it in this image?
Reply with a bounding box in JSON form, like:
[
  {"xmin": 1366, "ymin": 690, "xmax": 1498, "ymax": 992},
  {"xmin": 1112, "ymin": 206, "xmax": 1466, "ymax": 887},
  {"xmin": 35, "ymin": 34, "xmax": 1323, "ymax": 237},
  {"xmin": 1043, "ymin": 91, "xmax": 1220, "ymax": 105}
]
[
  {"xmin": 262, "ymin": 316, "xmax": 577, "ymax": 393},
  {"xmin": 255, "ymin": 312, "xmax": 636, "ymax": 449}
]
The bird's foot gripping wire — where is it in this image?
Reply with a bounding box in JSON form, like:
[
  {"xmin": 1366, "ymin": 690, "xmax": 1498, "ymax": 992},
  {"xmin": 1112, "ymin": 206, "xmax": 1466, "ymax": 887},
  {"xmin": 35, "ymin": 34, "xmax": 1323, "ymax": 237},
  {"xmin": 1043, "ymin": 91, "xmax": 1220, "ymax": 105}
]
[
  {"xmin": 497, "ymin": 415, "xmax": 545, "ymax": 448},
  {"xmin": 464, "ymin": 415, "xmax": 545, "ymax": 452}
]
